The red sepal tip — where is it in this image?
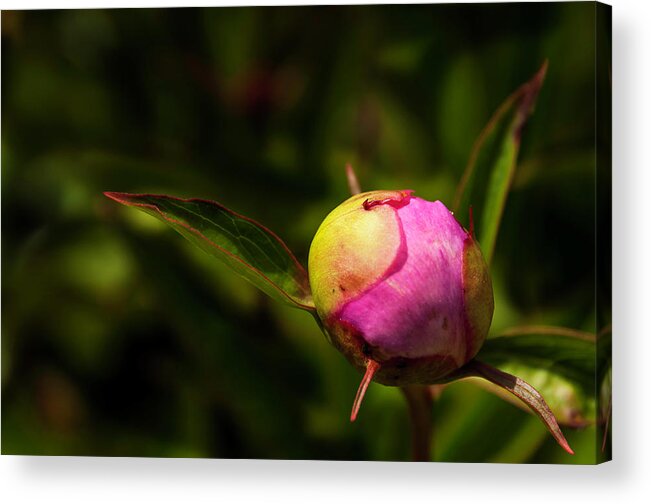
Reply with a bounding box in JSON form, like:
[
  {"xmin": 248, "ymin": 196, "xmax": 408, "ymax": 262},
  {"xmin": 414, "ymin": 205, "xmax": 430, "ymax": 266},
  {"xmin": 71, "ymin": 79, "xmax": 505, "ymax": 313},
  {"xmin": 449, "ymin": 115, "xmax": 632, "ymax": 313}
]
[{"xmin": 350, "ymin": 359, "xmax": 381, "ymax": 422}]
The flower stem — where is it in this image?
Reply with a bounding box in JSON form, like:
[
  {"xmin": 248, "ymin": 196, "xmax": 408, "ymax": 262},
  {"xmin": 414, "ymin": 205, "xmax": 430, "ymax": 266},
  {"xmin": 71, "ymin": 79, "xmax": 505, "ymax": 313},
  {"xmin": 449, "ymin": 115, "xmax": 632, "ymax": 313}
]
[{"xmin": 401, "ymin": 385, "xmax": 433, "ymax": 461}]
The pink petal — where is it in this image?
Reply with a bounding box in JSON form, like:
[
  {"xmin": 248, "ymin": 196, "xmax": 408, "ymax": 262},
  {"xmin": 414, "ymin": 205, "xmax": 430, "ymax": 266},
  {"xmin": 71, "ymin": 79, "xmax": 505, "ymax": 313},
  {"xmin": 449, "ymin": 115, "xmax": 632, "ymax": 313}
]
[{"xmin": 338, "ymin": 198, "xmax": 468, "ymax": 365}]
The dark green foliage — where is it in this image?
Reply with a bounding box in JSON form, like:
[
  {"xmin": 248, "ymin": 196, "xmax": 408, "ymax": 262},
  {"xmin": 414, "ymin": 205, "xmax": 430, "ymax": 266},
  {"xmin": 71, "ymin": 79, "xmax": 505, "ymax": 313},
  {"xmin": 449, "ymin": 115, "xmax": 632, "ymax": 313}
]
[{"xmin": 2, "ymin": 3, "xmax": 607, "ymax": 463}]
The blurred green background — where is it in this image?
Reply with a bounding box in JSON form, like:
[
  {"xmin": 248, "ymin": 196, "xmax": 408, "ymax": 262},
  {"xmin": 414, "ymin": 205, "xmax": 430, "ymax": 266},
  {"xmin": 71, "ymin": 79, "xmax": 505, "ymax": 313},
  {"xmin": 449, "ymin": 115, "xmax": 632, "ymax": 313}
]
[{"xmin": 2, "ymin": 3, "xmax": 609, "ymax": 463}]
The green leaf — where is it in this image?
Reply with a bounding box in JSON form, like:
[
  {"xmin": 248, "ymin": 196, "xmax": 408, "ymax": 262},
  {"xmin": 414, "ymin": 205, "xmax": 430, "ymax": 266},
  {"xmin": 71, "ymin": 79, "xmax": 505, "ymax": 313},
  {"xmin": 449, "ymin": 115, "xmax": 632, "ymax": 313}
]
[
  {"xmin": 104, "ymin": 192, "xmax": 314, "ymax": 311},
  {"xmin": 476, "ymin": 325, "xmax": 597, "ymax": 392},
  {"xmin": 460, "ymin": 360, "xmax": 574, "ymax": 455},
  {"xmin": 453, "ymin": 61, "xmax": 548, "ymax": 264},
  {"xmin": 464, "ymin": 362, "xmax": 596, "ymax": 428},
  {"xmin": 468, "ymin": 325, "xmax": 601, "ymax": 434},
  {"xmin": 434, "ymin": 380, "xmax": 550, "ymax": 463}
]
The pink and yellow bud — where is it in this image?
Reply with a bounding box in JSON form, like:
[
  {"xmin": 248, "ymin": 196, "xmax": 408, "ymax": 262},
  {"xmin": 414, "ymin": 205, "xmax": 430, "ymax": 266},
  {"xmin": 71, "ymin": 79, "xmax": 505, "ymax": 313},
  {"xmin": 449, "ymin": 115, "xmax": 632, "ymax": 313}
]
[{"xmin": 309, "ymin": 190, "xmax": 493, "ymax": 393}]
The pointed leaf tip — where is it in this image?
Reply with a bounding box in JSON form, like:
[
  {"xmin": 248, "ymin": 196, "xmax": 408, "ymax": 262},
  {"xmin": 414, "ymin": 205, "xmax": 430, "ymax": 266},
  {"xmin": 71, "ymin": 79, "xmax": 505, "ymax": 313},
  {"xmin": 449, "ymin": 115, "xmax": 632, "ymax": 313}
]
[
  {"xmin": 103, "ymin": 191, "xmax": 314, "ymax": 311},
  {"xmin": 104, "ymin": 191, "xmax": 128, "ymax": 203},
  {"xmin": 350, "ymin": 360, "xmax": 380, "ymax": 422},
  {"xmin": 453, "ymin": 61, "xmax": 548, "ymax": 265},
  {"xmin": 465, "ymin": 360, "xmax": 574, "ymax": 455}
]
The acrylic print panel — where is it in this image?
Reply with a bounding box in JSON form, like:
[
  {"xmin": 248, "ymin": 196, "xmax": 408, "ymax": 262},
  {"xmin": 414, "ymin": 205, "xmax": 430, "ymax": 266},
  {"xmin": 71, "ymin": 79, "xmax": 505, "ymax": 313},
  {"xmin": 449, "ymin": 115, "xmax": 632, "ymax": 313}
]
[{"xmin": 1, "ymin": 2, "xmax": 611, "ymax": 464}]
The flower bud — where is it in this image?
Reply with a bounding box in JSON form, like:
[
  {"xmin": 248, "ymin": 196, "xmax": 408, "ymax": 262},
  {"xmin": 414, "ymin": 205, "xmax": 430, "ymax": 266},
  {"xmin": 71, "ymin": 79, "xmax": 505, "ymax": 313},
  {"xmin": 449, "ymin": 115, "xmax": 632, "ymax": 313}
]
[{"xmin": 309, "ymin": 190, "xmax": 493, "ymax": 400}]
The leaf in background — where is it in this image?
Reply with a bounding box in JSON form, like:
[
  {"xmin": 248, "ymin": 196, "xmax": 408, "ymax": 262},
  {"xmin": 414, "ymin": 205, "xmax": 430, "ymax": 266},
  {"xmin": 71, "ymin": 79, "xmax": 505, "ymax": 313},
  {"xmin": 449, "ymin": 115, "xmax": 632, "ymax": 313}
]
[
  {"xmin": 463, "ymin": 362, "xmax": 596, "ymax": 427},
  {"xmin": 465, "ymin": 326, "xmax": 601, "ymax": 450},
  {"xmin": 434, "ymin": 380, "xmax": 550, "ymax": 463},
  {"xmin": 104, "ymin": 192, "xmax": 314, "ymax": 311},
  {"xmin": 462, "ymin": 360, "xmax": 574, "ymax": 455},
  {"xmin": 476, "ymin": 325, "xmax": 597, "ymax": 392},
  {"xmin": 453, "ymin": 61, "xmax": 548, "ymax": 264}
]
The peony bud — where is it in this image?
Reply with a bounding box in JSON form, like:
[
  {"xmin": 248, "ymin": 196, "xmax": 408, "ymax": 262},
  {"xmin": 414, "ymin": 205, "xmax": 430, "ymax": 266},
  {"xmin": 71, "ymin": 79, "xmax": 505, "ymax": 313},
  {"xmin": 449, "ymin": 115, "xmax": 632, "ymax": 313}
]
[{"xmin": 309, "ymin": 190, "xmax": 493, "ymax": 416}]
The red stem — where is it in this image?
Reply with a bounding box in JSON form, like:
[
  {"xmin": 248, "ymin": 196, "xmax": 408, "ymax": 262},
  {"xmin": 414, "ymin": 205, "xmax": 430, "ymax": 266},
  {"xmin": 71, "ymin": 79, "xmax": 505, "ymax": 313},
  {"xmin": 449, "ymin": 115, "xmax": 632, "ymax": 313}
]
[{"xmin": 401, "ymin": 385, "xmax": 434, "ymax": 461}]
